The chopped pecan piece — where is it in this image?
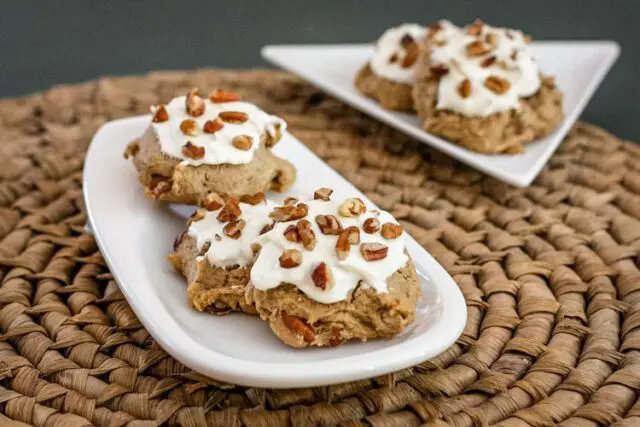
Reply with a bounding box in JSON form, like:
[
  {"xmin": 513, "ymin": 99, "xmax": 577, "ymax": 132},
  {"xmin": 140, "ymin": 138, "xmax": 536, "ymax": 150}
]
[
  {"xmin": 282, "ymin": 314, "xmax": 315, "ymax": 344},
  {"xmin": 152, "ymin": 105, "xmax": 169, "ymax": 123},
  {"xmin": 185, "ymin": 88, "xmax": 205, "ymax": 117},
  {"xmin": 180, "ymin": 119, "xmax": 198, "ymax": 136},
  {"xmin": 232, "ymin": 135, "xmax": 253, "ymax": 151},
  {"xmin": 297, "ymin": 219, "xmax": 316, "ymax": 251},
  {"xmin": 429, "ymin": 64, "xmax": 449, "ymax": 79},
  {"xmin": 363, "ymin": 218, "xmax": 380, "ymax": 234},
  {"xmin": 283, "ymin": 224, "xmax": 301, "ymax": 243},
  {"xmin": 467, "ymin": 19, "xmax": 484, "ymax": 36},
  {"xmin": 338, "ymin": 198, "xmax": 366, "ymax": 217},
  {"xmin": 458, "ymin": 79, "xmax": 472, "ymax": 98},
  {"xmin": 219, "ymin": 111, "xmax": 249, "ymax": 124},
  {"xmin": 209, "ymin": 89, "xmax": 241, "ymax": 103},
  {"xmin": 313, "ymin": 187, "xmax": 333, "ymax": 201},
  {"xmin": 360, "ymin": 243, "xmax": 389, "ymax": 261},
  {"xmin": 401, "ymin": 40, "xmax": 420, "ymax": 68},
  {"xmin": 279, "ymin": 249, "xmax": 303, "ymax": 268},
  {"xmin": 270, "ymin": 203, "xmax": 308, "ymax": 222},
  {"xmin": 223, "ymin": 219, "xmax": 245, "ymax": 239},
  {"xmin": 315, "ymin": 214, "xmax": 342, "ymax": 235},
  {"xmin": 239, "ymin": 192, "xmax": 265, "ymax": 205},
  {"xmin": 311, "ymin": 262, "xmax": 335, "ymax": 291},
  {"xmin": 216, "ymin": 198, "xmax": 241, "ymax": 222},
  {"xmin": 481, "ymin": 55, "xmax": 497, "ymax": 68},
  {"xmin": 182, "ymin": 142, "xmax": 205, "ymax": 160},
  {"xmin": 466, "ymin": 41, "xmax": 491, "ymax": 56},
  {"xmin": 381, "ymin": 223, "xmax": 403, "ymax": 239},
  {"xmin": 202, "ymin": 192, "xmax": 225, "ymax": 211},
  {"xmin": 284, "ymin": 197, "xmax": 298, "ymax": 206},
  {"xmin": 335, "ymin": 230, "xmax": 351, "ymax": 260},
  {"xmin": 203, "ymin": 118, "xmax": 224, "ymax": 134},
  {"xmin": 344, "ymin": 226, "xmax": 360, "ymax": 244},
  {"xmin": 260, "ymin": 221, "xmax": 275, "ymax": 235},
  {"xmin": 484, "ymin": 76, "xmax": 511, "ymax": 94}
]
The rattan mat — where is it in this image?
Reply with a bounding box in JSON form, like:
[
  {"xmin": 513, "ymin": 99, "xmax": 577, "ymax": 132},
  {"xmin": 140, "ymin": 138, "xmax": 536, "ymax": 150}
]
[{"xmin": 1, "ymin": 69, "xmax": 640, "ymax": 427}]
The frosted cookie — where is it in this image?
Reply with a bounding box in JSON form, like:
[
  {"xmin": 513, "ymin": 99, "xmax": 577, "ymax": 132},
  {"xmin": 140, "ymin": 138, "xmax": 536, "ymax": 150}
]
[
  {"xmin": 168, "ymin": 192, "xmax": 274, "ymax": 315},
  {"xmin": 125, "ymin": 88, "xmax": 296, "ymax": 204},
  {"xmin": 355, "ymin": 24, "xmax": 427, "ymax": 111},
  {"xmin": 412, "ymin": 20, "xmax": 563, "ymax": 154},
  {"xmin": 247, "ymin": 189, "xmax": 420, "ymax": 348}
]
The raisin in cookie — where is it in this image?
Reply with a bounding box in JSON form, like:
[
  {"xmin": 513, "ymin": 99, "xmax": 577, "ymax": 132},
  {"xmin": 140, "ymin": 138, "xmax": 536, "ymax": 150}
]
[
  {"xmin": 168, "ymin": 192, "xmax": 274, "ymax": 315},
  {"xmin": 412, "ymin": 20, "xmax": 564, "ymax": 154},
  {"xmin": 354, "ymin": 24, "xmax": 426, "ymax": 111},
  {"xmin": 247, "ymin": 190, "xmax": 420, "ymax": 348},
  {"xmin": 125, "ymin": 88, "xmax": 296, "ymax": 204}
]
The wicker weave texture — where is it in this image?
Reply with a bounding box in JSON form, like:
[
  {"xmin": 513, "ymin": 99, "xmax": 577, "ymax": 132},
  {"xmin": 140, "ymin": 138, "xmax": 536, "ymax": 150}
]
[{"xmin": 1, "ymin": 69, "xmax": 640, "ymax": 426}]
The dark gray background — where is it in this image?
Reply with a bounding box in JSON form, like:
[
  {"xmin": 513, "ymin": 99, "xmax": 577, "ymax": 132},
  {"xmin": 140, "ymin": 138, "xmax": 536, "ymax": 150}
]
[{"xmin": 1, "ymin": 1, "xmax": 638, "ymax": 139}]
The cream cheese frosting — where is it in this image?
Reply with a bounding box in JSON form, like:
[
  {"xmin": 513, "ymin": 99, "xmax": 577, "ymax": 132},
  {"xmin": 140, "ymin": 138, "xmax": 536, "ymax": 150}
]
[
  {"xmin": 429, "ymin": 20, "xmax": 541, "ymax": 117},
  {"xmin": 250, "ymin": 197, "xmax": 409, "ymax": 304},
  {"xmin": 369, "ymin": 23, "xmax": 427, "ymax": 84},
  {"xmin": 188, "ymin": 199, "xmax": 276, "ymax": 268},
  {"xmin": 151, "ymin": 92, "xmax": 286, "ymax": 166}
]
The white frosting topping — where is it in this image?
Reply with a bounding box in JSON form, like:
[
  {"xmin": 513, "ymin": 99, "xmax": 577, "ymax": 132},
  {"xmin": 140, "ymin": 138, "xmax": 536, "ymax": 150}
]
[
  {"xmin": 151, "ymin": 95, "xmax": 286, "ymax": 166},
  {"xmin": 188, "ymin": 200, "xmax": 276, "ymax": 268},
  {"xmin": 250, "ymin": 199, "xmax": 409, "ymax": 304},
  {"xmin": 370, "ymin": 23, "xmax": 427, "ymax": 83},
  {"xmin": 430, "ymin": 20, "xmax": 541, "ymax": 117}
]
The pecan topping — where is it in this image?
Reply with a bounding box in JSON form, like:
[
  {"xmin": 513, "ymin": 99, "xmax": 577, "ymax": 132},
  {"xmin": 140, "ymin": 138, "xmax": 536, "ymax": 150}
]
[
  {"xmin": 465, "ymin": 41, "xmax": 491, "ymax": 56},
  {"xmin": 311, "ymin": 262, "xmax": 335, "ymax": 291},
  {"xmin": 457, "ymin": 79, "xmax": 472, "ymax": 99},
  {"xmin": 523, "ymin": 34, "xmax": 532, "ymax": 44},
  {"xmin": 181, "ymin": 142, "xmax": 205, "ymax": 160},
  {"xmin": 209, "ymin": 89, "xmax": 241, "ymax": 103},
  {"xmin": 315, "ymin": 214, "xmax": 342, "ymax": 235},
  {"xmin": 223, "ymin": 219, "xmax": 245, "ymax": 239},
  {"xmin": 313, "ymin": 188, "xmax": 333, "ymax": 201},
  {"xmin": 180, "ymin": 119, "xmax": 198, "ymax": 136},
  {"xmin": 216, "ymin": 198, "xmax": 241, "ymax": 222},
  {"xmin": 188, "ymin": 209, "xmax": 205, "ymax": 225},
  {"xmin": 484, "ymin": 76, "xmax": 511, "ymax": 94},
  {"xmin": 467, "ymin": 19, "xmax": 484, "ymax": 36},
  {"xmin": 297, "ymin": 219, "xmax": 316, "ymax": 251},
  {"xmin": 335, "ymin": 230, "xmax": 351, "ymax": 260},
  {"xmin": 480, "ymin": 55, "xmax": 497, "ymax": 68},
  {"xmin": 202, "ymin": 192, "xmax": 225, "ymax": 211},
  {"xmin": 363, "ymin": 217, "xmax": 380, "ymax": 234},
  {"xmin": 219, "ymin": 111, "xmax": 249, "ymax": 124},
  {"xmin": 279, "ymin": 249, "xmax": 303, "ymax": 268},
  {"xmin": 260, "ymin": 222, "xmax": 275, "ymax": 235},
  {"xmin": 203, "ymin": 118, "xmax": 224, "ymax": 134},
  {"xmin": 400, "ymin": 33, "xmax": 415, "ymax": 47},
  {"xmin": 282, "ymin": 314, "xmax": 315, "ymax": 344},
  {"xmin": 344, "ymin": 226, "xmax": 360, "ymax": 245},
  {"xmin": 389, "ymin": 53, "xmax": 399, "ymax": 64},
  {"xmin": 338, "ymin": 198, "xmax": 366, "ymax": 217},
  {"xmin": 284, "ymin": 224, "xmax": 301, "ymax": 243},
  {"xmin": 186, "ymin": 88, "xmax": 205, "ymax": 117},
  {"xmin": 485, "ymin": 32, "xmax": 498, "ymax": 47},
  {"xmin": 360, "ymin": 243, "xmax": 389, "ymax": 261},
  {"xmin": 232, "ymin": 135, "xmax": 253, "ymax": 151},
  {"xmin": 401, "ymin": 40, "xmax": 420, "ymax": 68},
  {"xmin": 284, "ymin": 197, "xmax": 299, "ymax": 206},
  {"xmin": 152, "ymin": 105, "xmax": 169, "ymax": 123},
  {"xmin": 239, "ymin": 192, "xmax": 265, "ymax": 205},
  {"xmin": 429, "ymin": 64, "xmax": 449, "ymax": 79},
  {"xmin": 270, "ymin": 203, "xmax": 308, "ymax": 222},
  {"xmin": 381, "ymin": 223, "xmax": 403, "ymax": 239}
]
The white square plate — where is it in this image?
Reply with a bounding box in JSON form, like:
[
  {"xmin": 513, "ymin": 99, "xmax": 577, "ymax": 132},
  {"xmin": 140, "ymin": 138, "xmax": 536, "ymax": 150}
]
[
  {"xmin": 83, "ymin": 116, "xmax": 467, "ymax": 388},
  {"xmin": 262, "ymin": 41, "xmax": 619, "ymax": 187}
]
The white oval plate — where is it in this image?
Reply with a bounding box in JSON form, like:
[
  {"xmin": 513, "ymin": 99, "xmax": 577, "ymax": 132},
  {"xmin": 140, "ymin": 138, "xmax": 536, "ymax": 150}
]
[
  {"xmin": 83, "ymin": 116, "xmax": 467, "ymax": 388},
  {"xmin": 262, "ymin": 41, "xmax": 620, "ymax": 187}
]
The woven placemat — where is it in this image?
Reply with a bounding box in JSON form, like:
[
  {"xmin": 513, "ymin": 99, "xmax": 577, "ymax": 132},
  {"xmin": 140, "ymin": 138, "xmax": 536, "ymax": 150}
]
[{"xmin": 1, "ymin": 68, "xmax": 640, "ymax": 427}]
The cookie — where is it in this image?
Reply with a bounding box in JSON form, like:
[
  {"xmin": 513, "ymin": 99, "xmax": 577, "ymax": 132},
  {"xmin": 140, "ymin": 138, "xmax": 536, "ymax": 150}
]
[
  {"xmin": 125, "ymin": 88, "xmax": 296, "ymax": 204},
  {"xmin": 412, "ymin": 20, "xmax": 564, "ymax": 154},
  {"xmin": 248, "ymin": 191, "xmax": 420, "ymax": 347},
  {"xmin": 168, "ymin": 193, "xmax": 274, "ymax": 315},
  {"xmin": 354, "ymin": 24, "xmax": 426, "ymax": 112}
]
